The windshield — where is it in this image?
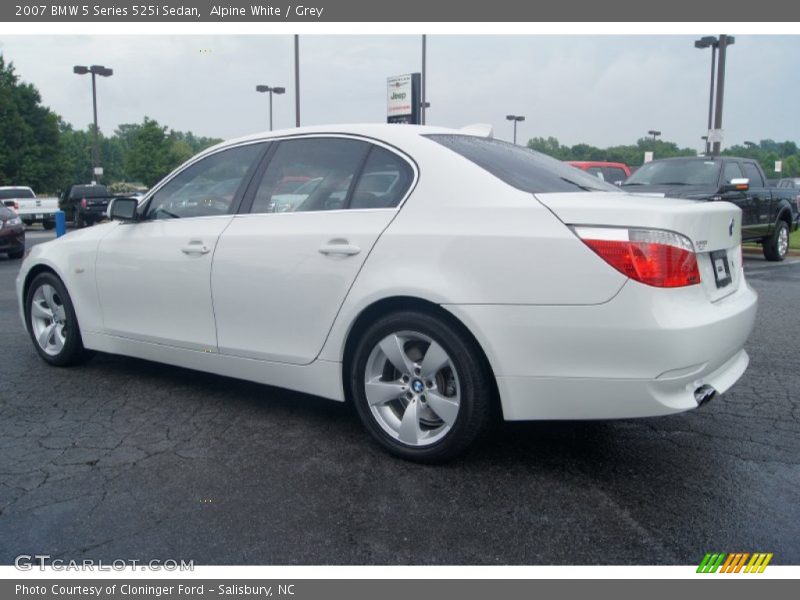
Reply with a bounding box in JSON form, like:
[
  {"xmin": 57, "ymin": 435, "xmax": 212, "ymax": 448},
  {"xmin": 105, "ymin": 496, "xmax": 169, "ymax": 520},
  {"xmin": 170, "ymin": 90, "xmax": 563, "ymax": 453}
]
[
  {"xmin": 622, "ymin": 159, "xmax": 721, "ymax": 187},
  {"xmin": 0, "ymin": 188, "xmax": 34, "ymax": 200},
  {"xmin": 426, "ymin": 135, "xmax": 617, "ymax": 193}
]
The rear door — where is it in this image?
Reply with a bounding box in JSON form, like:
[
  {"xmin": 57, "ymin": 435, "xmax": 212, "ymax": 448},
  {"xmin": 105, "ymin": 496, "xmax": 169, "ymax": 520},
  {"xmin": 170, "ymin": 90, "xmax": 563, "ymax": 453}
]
[{"xmin": 212, "ymin": 136, "xmax": 416, "ymax": 365}]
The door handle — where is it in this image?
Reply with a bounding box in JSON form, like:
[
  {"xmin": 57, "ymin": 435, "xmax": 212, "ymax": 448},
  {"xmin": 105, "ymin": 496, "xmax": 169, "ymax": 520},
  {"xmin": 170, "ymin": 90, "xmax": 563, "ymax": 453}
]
[
  {"xmin": 181, "ymin": 240, "xmax": 211, "ymax": 255},
  {"xmin": 318, "ymin": 239, "xmax": 361, "ymax": 256}
]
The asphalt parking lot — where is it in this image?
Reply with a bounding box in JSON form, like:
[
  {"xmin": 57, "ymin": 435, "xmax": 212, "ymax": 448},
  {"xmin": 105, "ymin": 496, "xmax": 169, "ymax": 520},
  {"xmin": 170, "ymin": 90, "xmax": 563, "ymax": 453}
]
[{"xmin": 1, "ymin": 230, "xmax": 799, "ymax": 565}]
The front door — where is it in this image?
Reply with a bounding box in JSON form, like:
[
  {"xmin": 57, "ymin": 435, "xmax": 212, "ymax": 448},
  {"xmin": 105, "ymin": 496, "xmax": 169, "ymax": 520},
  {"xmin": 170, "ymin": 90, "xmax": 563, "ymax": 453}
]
[{"xmin": 95, "ymin": 142, "xmax": 266, "ymax": 350}]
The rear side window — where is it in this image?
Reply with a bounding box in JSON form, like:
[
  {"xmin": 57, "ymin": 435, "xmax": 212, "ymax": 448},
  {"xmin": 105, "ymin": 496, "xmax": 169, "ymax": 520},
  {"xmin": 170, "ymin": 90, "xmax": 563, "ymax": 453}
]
[
  {"xmin": 0, "ymin": 188, "xmax": 34, "ymax": 200},
  {"xmin": 349, "ymin": 146, "xmax": 414, "ymax": 209},
  {"xmin": 426, "ymin": 135, "xmax": 617, "ymax": 193},
  {"xmin": 742, "ymin": 162, "xmax": 765, "ymax": 187},
  {"xmin": 70, "ymin": 185, "xmax": 109, "ymax": 199}
]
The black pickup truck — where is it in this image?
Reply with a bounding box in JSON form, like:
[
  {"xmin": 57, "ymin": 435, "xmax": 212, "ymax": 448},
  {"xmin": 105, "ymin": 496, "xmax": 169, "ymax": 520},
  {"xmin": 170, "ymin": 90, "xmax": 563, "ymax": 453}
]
[
  {"xmin": 59, "ymin": 183, "xmax": 115, "ymax": 228},
  {"xmin": 620, "ymin": 156, "xmax": 799, "ymax": 261}
]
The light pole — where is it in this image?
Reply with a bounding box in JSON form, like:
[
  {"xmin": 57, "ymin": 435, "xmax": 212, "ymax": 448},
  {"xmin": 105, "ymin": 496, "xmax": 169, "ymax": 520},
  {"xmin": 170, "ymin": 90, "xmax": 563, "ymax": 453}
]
[
  {"xmin": 256, "ymin": 85, "xmax": 285, "ymax": 131},
  {"xmin": 294, "ymin": 35, "xmax": 300, "ymax": 127},
  {"xmin": 648, "ymin": 129, "xmax": 661, "ymax": 143},
  {"xmin": 506, "ymin": 115, "xmax": 525, "ymax": 145},
  {"xmin": 712, "ymin": 35, "xmax": 735, "ymax": 156},
  {"xmin": 420, "ymin": 34, "xmax": 430, "ymax": 125},
  {"xmin": 694, "ymin": 36, "xmax": 718, "ymax": 155},
  {"xmin": 73, "ymin": 64, "xmax": 113, "ymax": 181}
]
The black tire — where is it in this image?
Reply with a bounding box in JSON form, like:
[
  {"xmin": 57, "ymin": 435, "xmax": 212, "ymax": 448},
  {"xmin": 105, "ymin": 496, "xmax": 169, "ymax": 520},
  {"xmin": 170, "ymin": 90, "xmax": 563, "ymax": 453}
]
[
  {"xmin": 24, "ymin": 272, "xmax": 90, "ymax": 367},
  {"xmin": 763, "ymin": 220, "xmax": 789, "ymax": 262},
  {"xmin": 75, "ymin": 210, "xmax": 85, "ymax": 229},
  {"xmin": 349, "ymin": 310, "xmax": 493, "ymax": 462},
  {"xmin": 7, "ymin": 248, "xmax": 24, "ymax": 260},
  {"xmin": 42, "ymin": 221, "xmax": 55, "ymax": 231}
]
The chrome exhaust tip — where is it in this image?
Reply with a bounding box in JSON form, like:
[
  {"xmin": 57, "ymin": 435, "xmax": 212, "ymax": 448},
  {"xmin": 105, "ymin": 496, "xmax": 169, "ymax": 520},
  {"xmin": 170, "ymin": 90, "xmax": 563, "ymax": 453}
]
[{"xmin": 694, "ymin": 384, "xmax": 717, "ymax": 407}]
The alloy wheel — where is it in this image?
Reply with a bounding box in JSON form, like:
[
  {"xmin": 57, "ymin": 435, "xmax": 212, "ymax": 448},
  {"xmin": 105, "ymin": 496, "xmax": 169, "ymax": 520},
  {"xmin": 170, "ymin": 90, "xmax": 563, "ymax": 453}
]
[
  {"xmin": 364, "ymin": 330, "xmax": 461, "ymax": 447},
  {"xmin": 30, "ymin": 283, "xmax": 68, "ymax": 356},
  {"xmin": 778, "ymin": 226, "xmax": 789, "ymax": 258}
]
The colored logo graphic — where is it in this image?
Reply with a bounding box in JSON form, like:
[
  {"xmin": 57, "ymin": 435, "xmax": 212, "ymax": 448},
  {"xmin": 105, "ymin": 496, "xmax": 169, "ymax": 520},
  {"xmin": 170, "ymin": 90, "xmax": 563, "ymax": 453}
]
[{"xmin": 697, "ymin": 552, "xmax": 773, "ymax": 573}]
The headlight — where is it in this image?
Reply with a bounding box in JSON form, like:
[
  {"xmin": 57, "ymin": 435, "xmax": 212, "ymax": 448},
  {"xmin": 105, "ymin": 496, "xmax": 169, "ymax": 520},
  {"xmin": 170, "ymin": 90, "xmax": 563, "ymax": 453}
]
[{"xmin": 8, "ymin": 216, "xmax": 22, "ymax": 227}]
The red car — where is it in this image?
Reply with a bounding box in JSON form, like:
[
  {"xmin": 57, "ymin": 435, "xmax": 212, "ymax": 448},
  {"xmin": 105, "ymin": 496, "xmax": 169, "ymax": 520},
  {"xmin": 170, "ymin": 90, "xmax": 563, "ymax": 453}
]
[
  {"xmin": 0, "ymin": 204, "xmax": 25, "ymax": 259},
  {"xmin": 569, "ymin": 161, "xmax": 632, "ymax": 185}
]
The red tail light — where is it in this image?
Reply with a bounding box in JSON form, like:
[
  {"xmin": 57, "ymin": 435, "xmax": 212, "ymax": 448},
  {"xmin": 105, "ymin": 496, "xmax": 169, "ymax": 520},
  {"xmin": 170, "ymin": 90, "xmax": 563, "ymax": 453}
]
[
  {"xmin": 13, "ymin": 201, "xmax": 19, "ymax": 211},
  {"xmin": 81, "ymin": 198, "xmax": 88, "ymax": 208},
  {"xmin": 574, "ymin": 227, "xmax": 701, "ymax": 288}
]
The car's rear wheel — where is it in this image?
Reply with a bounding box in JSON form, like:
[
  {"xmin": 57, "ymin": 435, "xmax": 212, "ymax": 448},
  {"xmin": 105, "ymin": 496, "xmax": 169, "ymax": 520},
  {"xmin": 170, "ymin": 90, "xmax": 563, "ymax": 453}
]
[
  {"xmin": 763, "ymin": 220, "xmax": 789, "ymax": 262},
  {"xmin": 25, "ymin": 272, "xmax": 89, "ymax": 366},
  {"xmin": 350, "ymin": 310, "xmax": 493, "ymax": 462},
  {"xmin": 42, "ymin": 221, "xmax": 55, "ymax": 231}
]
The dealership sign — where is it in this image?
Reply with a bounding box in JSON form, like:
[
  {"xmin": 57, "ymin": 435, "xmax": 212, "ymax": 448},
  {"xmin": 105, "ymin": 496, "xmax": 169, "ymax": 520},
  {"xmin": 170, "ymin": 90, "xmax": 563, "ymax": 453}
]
[{"xmin": 387, "ymin": 73, "xmax": 421, "ymax": 124}]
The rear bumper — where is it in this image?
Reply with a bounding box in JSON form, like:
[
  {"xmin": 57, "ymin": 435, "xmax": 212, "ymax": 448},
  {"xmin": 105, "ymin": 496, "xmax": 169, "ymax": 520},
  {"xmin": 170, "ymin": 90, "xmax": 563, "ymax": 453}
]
[{"xmin": 444, "ymin": 278, "xmax": 758, "ymax": 420}]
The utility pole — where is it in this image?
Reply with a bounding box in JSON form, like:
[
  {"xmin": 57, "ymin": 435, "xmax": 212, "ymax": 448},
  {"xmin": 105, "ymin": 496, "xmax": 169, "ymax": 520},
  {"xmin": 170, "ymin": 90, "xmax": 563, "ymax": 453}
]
[
  {"xmin": 712, "ymin": 35, "xmax": 732, "ymax": 156},
  {"xmin": 294, "ymin": 35, "xmax": 300, "ymax": 127}
]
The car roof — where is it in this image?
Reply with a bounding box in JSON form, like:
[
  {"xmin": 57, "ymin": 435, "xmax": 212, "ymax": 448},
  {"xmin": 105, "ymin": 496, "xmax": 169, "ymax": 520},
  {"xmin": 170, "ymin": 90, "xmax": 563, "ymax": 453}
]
[
  {"xmin": 0, "ymin": 186, "xmax": 33, "ymax": 191},
  {"xmin": 194, "ymin": 123, "xmax": 479, "ymax": 159}
]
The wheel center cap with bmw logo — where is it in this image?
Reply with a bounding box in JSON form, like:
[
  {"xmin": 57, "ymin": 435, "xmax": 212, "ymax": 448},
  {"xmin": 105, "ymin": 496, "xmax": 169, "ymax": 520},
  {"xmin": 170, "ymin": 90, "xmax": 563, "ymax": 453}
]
[{"xmin": 412, "ymin": 379, "xmax": 425, "ymax": 394}]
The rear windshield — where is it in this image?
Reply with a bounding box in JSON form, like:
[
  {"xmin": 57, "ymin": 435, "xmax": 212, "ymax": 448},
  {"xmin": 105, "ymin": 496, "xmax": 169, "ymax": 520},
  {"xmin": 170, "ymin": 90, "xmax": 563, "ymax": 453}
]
[
  {"xmin": 425, "ymin": 135, "xmax": 617, "ymax": 193},
  {"xmin": 70, "ymin": 185, "xmax": 109, "ymax": 199},
  {"xmin": 0, "ymin": 188, "xmax": 34, "ymax": 200},
  {"xmin": 622, "ymin": 159, "xmax": 721, "ymax": 187}
]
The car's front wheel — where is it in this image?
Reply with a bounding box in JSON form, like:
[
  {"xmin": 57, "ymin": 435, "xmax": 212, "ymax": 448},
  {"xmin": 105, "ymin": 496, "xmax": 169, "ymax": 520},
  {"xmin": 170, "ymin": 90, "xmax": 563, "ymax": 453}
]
[
  {"xmin": 25, "ymin": 272, "xmax": 89, "ymax": 366},
  {"xmin": 350, "ymin": 310, "xmax": 493, "ymax": 462}
]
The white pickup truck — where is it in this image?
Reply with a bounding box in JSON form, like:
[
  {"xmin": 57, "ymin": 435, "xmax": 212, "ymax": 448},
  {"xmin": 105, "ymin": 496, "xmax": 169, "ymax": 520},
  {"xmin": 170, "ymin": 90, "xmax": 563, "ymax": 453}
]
[{"xmin": 0, "ymin": 186, "xmax": 59, "ymax": 229}]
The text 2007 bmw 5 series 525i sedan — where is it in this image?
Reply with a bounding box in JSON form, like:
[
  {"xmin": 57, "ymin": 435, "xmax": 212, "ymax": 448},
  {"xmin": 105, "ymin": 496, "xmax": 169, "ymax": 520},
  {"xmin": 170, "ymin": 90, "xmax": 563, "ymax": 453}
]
[{"xmin": 17, "ymin": 124, "xmax": 758, "ymax": 461}]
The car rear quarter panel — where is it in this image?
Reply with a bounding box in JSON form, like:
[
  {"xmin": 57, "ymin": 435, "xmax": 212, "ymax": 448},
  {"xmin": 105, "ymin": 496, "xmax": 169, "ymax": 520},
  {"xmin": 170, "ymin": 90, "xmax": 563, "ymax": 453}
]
[{"xmin": 318, "ymin": 142, "xmax": 628, "ymax": 363}]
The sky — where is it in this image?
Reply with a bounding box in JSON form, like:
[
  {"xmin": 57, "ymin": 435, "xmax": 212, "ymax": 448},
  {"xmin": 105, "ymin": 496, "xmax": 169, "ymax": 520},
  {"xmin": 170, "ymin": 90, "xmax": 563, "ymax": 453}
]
[{"xmin": 0, "ymin": 34, "xmax": 797, "ymax": 150}]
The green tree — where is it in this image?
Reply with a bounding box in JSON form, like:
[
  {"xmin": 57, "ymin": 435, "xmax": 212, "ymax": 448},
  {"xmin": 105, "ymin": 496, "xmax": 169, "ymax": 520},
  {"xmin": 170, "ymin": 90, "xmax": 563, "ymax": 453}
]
[{"xmin": 0, "ymin": 54, "xmax": 67, "ymax": 193}]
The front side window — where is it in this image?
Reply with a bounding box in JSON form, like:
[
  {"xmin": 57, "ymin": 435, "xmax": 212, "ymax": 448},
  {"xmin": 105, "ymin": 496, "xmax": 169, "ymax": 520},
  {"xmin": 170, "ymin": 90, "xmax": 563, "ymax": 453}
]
[
  {"xmin": 741, "ymin": 162, "xmax": 765, "ymax": 188},
  {"xmin": 145, "ymin": 143, "xmax": 264, "ymax": 220},
  {"xmin": 250, "ymin": 138, "xmax": 369, "ymax": 214},
  {"xmin": 723, "ymin": 161, "xmax": 744, "ymax": 184}
]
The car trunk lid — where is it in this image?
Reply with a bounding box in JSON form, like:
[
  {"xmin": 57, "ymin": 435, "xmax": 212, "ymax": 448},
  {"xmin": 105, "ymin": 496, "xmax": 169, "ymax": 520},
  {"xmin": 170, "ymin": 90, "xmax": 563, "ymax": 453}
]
[{"xmin": 534, "ymin": 191, "xmax": 743, "ymax": 301}]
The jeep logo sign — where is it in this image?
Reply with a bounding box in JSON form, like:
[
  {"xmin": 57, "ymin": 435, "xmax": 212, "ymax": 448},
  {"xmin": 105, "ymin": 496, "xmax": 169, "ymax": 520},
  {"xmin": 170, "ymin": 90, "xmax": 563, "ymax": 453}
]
[{"xmin": 387, "ymin": 74, "xmax": 414, "ymax": 118}]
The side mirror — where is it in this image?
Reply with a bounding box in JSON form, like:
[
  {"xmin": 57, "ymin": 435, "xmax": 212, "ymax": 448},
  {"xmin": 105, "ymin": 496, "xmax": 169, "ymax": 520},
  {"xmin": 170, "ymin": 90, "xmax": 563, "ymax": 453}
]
[
  {"xmin": 720, "ymin": 178, "xmax": 749, "ymax": 194},
  {"xmin": 107, "ymin": 197, "xmax": 139, "ymax": 222}
]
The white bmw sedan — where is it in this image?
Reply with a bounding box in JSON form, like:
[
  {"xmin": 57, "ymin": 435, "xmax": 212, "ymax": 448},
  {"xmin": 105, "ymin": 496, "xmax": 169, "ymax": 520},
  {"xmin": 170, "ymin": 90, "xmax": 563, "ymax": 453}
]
[{"xmin": 17, "ymin": 124, "xmax": 758, "ymax": 461}]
